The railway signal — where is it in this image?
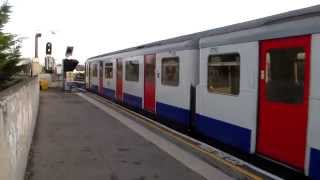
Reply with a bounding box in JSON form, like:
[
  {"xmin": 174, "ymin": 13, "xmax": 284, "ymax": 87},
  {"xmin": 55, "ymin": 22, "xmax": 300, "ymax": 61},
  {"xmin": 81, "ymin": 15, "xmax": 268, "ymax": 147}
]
[{"xmin": 46, "ymin": 42, "xmax": 52, "ymax": 55}]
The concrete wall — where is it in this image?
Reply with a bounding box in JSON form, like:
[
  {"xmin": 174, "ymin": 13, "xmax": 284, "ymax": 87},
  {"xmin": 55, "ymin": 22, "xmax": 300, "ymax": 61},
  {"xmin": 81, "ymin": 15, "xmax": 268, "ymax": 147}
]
[{"xmin": 0, "ymin": 77, "xmax": 39, "ymax": 180}]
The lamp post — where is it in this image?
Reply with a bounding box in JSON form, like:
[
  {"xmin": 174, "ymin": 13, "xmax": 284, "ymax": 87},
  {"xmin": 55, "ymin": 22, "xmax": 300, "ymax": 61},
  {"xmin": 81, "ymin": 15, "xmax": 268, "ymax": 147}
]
[{"xmin": 34, "ymin": 33, "xmax": 42, "ymax": 58}]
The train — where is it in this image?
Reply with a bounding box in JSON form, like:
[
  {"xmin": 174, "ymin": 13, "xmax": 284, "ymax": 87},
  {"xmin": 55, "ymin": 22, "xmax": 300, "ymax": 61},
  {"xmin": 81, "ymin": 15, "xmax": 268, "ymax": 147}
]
[{"xmin": 85, "ymin": 5, "xmax": 320, "ymax": 179}]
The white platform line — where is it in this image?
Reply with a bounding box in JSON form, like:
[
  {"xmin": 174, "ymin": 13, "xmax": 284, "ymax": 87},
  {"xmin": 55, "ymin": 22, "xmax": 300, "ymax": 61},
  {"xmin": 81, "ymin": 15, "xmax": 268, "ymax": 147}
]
[{"xmin": 78, "ymin": 93, "xmax": 233, "ymax": 180}]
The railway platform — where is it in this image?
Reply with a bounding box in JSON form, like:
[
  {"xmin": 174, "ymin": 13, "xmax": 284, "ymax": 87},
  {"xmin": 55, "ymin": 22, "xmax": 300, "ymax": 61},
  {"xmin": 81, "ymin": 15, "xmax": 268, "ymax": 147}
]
[{"xmin": 25, "ymin": 89, "xmax": 277, "ymax": 180}]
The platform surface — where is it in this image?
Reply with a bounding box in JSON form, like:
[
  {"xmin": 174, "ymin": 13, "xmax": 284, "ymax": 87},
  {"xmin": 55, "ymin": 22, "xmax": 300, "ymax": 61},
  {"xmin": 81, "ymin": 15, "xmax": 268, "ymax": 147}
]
[{"xmin": 27, "ymin": 89, "xmax": 231, "ymax": 180}]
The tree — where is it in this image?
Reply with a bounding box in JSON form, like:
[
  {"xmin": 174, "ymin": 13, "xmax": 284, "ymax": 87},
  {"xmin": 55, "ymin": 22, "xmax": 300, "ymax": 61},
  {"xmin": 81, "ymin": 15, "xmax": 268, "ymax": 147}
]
[{"xmin": 0, "ymin": 3, "xmax": 21, "ymax": 87}]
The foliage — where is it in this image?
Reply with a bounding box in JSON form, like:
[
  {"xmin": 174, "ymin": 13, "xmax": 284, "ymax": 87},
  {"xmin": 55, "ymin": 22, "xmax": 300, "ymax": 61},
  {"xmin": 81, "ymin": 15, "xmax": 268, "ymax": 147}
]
[{"xmin": 0, "ymin": 2, "xmax": 22, "ymax": 88}]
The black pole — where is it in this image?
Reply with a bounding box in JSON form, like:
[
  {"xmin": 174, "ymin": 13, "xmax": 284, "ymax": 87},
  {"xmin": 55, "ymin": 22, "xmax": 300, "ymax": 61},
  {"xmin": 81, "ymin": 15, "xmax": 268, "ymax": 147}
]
[{"xmin": 35, "ymin": 33, "xmax": 41, "ymax": 58}]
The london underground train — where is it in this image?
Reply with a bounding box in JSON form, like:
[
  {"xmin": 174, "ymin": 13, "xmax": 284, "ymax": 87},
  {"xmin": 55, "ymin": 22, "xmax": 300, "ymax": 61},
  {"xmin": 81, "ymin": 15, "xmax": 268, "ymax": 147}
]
[{"xmin": 86, "ymin": 5, "xmax": 320, "ymax": 179}]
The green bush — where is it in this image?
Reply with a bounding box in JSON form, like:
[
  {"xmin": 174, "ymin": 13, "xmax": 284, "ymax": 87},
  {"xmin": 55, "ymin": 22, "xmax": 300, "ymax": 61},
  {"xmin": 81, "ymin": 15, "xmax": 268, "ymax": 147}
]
[{"xmin": 0, "ymin": 3, "xmax": 22, "ymax": 89}]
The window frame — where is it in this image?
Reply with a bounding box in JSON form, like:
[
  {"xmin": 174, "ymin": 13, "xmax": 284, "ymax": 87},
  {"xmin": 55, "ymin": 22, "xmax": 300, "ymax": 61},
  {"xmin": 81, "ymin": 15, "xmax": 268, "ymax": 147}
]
[
  {"xmin": 125, "ymin": 60, "xmax": 140, "ymax": 82},
  {"xmin": 161, "ymin": 57, "xmax": 180, "ymax": 87},
  {"xmin": 104, "ymin": 62, "xmax": 113, "ymax": 79},
  {"xmin": 207, "ymin": 53, "xmax": 241, "ymax": 96}
]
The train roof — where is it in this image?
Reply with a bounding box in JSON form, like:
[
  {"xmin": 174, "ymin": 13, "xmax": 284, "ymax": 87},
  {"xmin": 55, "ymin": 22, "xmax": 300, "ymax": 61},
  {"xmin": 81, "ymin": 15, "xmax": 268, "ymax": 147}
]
[{"xmin": 88, "ymin": 5, "xmax": 320, "ymax": 61}]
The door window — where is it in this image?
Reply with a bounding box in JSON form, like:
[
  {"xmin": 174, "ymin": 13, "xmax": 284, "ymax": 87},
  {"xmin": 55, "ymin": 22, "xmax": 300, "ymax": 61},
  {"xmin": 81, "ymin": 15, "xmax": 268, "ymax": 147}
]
[
  {"xmin": 117, "ymin": 61, "xmax": 122, "ymax": 77},
  {"xmin": 265, "ymin": 48, "xmax": 305, "ymax": 104},
  {"xmin": 145, "ymin": 62, "xmax": 155, "ymax": 81}
]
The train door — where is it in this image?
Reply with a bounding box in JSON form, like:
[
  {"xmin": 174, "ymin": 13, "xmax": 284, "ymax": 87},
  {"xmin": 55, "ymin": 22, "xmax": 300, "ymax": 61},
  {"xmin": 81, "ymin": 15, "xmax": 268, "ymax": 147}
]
[
  {"xmin": 257, "ymin": 35, "xmax": 311, "ymax": 170},
  {"xmin": 99, "ymin": 61, "xmax": 104, "ymax": 95},
  {"xmin": 144, "ymin": 54, "xmax": 156, "ymax": 112},
  {"xmin": 116, "ymin": 58, "xmax": 123, "ymax": 101}
]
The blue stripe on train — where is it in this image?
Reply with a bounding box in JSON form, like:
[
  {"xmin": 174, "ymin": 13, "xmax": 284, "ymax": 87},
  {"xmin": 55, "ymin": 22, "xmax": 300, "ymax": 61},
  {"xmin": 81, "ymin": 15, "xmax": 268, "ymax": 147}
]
[
  {"xmin": 309, "ymin": 148, "xmax": 320, "ymax": 180},
  {"xmin": 195, "ymin": 113, "xmax": 251, "ymax": 153},
  {"xmin": 103, "ymin": 88, "xmax": 115, "ymax": 100},
  {"xmin": 90, "ymin": 85, "xmax": 98, "ymax": 93},
  {"xmin": 124, "ymin": 93, "xmax": 142, "ymax": 109},
  {"xmin": 156, "ymin": 102, "xmax": 190, "ymax": 127}
]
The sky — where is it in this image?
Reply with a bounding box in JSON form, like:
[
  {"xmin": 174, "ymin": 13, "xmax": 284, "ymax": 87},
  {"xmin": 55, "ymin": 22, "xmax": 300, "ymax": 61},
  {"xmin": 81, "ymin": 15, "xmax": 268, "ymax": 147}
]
[{"xmin": 4, "ymin": 0, "xmax": 320, "ymax": 65}]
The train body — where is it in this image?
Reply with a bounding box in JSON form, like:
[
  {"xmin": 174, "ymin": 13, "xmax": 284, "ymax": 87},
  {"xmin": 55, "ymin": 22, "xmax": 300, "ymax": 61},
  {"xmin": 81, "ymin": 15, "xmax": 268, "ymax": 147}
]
[{"xmin": 86, "ymin": 6, "xmax": 320, "ymax": 179}]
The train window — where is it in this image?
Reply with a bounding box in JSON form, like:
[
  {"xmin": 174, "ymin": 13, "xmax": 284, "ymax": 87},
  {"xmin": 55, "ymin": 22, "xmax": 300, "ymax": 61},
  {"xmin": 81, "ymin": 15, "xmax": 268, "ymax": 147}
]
[
  {"xmin": 125, "ymin": 60, "xmax": 139, "ymax": 82},
  {"xmin": 92, "ymin": 64, "xmax": 98, "ymax": 77},
  {"xmin": 161, "ymin": 57, "xmax": 179, "ymax": 86},
  {"xmin": 207, "ymin": 54, "xmax": 240, "ymax": 95},
  {"xmin": 266, "ymin": 47, "xmax": 305, "ymax": 104},
  {"xmin": 104, "ymin": 63, "xmax": 113, "ymax": 79}
]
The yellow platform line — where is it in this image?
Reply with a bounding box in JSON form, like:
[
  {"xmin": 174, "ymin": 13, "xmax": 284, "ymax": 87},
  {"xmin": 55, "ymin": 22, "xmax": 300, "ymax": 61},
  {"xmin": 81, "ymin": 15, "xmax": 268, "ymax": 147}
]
[{"xmin": 89, "ymin": 93, "xmax": 263, "ymax": 180}]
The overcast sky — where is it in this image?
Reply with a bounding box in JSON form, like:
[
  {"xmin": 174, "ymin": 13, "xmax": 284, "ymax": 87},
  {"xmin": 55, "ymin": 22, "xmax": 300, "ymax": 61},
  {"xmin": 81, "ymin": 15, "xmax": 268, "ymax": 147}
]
[{"xmin": 4, "ymin": 0, "xmax": 320, "ymax": 64}]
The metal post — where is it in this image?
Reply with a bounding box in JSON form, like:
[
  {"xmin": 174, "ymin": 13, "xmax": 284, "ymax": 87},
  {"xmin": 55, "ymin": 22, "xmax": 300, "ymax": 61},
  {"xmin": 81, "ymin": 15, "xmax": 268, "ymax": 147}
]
[{"xmin": 35, "ymin": 33, "xmax": 41, "ymax": 58}]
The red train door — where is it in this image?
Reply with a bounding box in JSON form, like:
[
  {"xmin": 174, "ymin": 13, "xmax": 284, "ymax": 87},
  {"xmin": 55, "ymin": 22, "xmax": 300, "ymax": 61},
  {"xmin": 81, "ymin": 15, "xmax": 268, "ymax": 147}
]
[
  {"xmin": 144, "ymin": 54, "xmax": 156, "ymax": 112},
  {"xmin": 99, "ymin": 61, "xmax": 104, "ymax": 95},
  {"xmin": 257, "ymin": 35, "xmax": 311, "ymax": 170},
  {"xmin": 116, "ymin": 59, "xmax": 123, "ymax": 101}
]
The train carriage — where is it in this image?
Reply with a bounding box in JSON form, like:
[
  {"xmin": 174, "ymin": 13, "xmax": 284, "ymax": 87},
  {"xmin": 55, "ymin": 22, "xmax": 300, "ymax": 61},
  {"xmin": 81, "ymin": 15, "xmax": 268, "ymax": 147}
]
[{"xmin": 85, "ymin": 5, "xmax": 320, "ymax": 179}]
